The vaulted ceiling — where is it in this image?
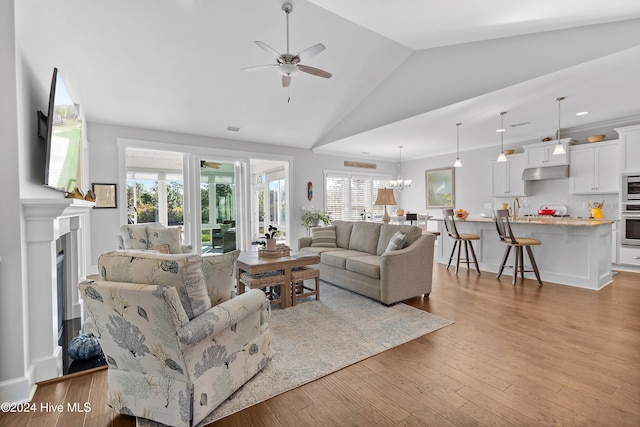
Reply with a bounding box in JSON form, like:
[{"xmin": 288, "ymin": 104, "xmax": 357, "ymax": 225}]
[{"xmin": 24, "ymin": 0, "xmax": 640, "ymax": 161}]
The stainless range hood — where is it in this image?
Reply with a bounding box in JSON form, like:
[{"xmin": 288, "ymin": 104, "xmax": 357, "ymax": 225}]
[{"xmin": 522, "ymin": 164, "xmax": 569, "ymax": 181}]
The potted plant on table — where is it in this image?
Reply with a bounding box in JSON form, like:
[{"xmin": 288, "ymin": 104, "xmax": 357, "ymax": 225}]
[
  {"xmin": 259, "ymin": 225, "xmax": 280, "ymax": 250},
  {"xmin": 301, "ymin": 210, "xmax": 331, "ymax": 228}
]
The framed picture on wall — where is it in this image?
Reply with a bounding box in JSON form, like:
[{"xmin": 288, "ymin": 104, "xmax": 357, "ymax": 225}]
[
  {"xmin": 425, "ymin": 167, "xmax": 454, "ymax": 208},
  {"xmin": 93, "ymin": 183, "xmax": 117, "ymax": 208}
]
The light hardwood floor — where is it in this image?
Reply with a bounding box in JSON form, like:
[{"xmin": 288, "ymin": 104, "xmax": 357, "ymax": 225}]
[{"xmin": 3, "ymin": 264, "xmax": 639, "ymax": 426}]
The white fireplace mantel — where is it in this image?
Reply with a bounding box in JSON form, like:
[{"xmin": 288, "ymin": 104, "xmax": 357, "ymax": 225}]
[{"xmin": 21, "ymin": 197, "xmax": 94, "ymax": 381}]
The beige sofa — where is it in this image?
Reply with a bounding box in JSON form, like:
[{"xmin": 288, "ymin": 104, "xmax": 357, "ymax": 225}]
[{"xmin": 298, "ymin": 220, "xmax": 436, "ymax": 305}]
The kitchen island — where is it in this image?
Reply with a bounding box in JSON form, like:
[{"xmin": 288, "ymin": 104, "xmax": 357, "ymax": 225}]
[{"xmin": 434, "ymin": 216, "xmax": 615, "ymax": 290}]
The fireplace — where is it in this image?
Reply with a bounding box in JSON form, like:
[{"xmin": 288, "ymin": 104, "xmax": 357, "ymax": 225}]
[{"xmin": 21, "ymin": 198, "xmax": 94, "ymax": 381}]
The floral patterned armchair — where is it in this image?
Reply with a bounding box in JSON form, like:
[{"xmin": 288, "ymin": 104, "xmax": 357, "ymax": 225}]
[{"xmin": 79, "ymin": 250, "xmax": 271, "ymax": 426}]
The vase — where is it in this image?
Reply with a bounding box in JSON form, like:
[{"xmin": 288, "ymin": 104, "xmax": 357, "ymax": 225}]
[{"xmin": 266, "ymin": 238, "xmax": 277, "ymax": 251}]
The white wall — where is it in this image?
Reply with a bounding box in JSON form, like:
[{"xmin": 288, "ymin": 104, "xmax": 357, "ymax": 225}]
[
  {"xmin": 0, "ymin": 0, "xmax": 31, "ymax": 404},
  {"xmin": 1, "ymin": 0, "xmax": 94, "ymax": 403},
  {"xmin": 86, "ymin": 122, "xmax": 398, "ymax": 265}
]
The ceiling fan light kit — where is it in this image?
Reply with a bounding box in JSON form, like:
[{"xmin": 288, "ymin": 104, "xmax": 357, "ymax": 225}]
[{"xmin": 243, "ymin": 2, "xmax": 332, "ymax": 90}]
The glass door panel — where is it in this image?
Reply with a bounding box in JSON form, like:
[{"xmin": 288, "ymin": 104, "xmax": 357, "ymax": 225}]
[{"xmin": 200, "ymin": 160, "xmax": 237, "ymax": 254}]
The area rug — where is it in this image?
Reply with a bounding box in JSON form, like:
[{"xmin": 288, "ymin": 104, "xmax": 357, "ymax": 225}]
[{"xmin": 137, "ymin": 282, "xmax": 453, "ymax": 426}]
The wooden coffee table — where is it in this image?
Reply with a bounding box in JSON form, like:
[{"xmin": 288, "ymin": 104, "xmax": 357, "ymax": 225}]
[{"xmin": 236, "ymin": 251, "xmax": 320, "ymax": 308}]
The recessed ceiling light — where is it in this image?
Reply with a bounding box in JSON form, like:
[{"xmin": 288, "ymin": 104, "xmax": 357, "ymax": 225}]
[
  {"xmin": 227, "ymin": 126, "xmax": 240, "ymax": 132},
  {"xmin": 576, "ymin": 111, "xmax": 589, "ymax": 116},
  {"xmin": 496, "ymin": 128, "xmax": 506, "ymax": 133},
  {"xmin": 361, "ymin": 151, "xmax": 369, "ymax": 155}
]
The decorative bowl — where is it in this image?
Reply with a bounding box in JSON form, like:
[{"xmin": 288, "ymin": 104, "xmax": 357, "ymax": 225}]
[
  {"xmin": 455, "ymin": 211, "xmax": 469, "ymax": 220},
  {"xmin": 586, "ymin": 135, "xmax": 605, "ymax": 143}
]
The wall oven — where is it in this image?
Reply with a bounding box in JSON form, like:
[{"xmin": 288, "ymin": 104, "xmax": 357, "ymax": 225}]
[
  {"xmin": 622, "ymin": 173, "xmax": 640, "ymax": 201},
  {"xmin": 621, "ymin": 203, "xmax": 640, "ymax": 246}
]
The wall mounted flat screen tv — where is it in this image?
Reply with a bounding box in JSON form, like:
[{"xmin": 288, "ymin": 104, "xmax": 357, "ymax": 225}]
[{"xmin": 37, "ymin": 68, "xmax": 81, "ymax": 194}]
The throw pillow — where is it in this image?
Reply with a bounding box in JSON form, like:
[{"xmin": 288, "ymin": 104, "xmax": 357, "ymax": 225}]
[
  {"xmin": 202, "ymin": 250, "xmax": 240, "ymax": 306},
  {"xmin": 385, "ymin": 231, "xmax": 407, "ymax": 252},
  {"xmin": 310, "ymin": 226, "xmax": 337, "ymax": 247},
  {"xmin": 147, "ymin": 226, "xmax": 182, "ymax": 254},
  {"xmin": 120, "ymin": 223, "xmax": 160, "ymax": 250}
]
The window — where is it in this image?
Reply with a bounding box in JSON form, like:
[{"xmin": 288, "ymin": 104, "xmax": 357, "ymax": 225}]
[
  {"xmin": 324, "ymin": 172, "xmax": 390, "ymax": 221},
  {"xmin": 127, "ymin": 171, "xmax": 183, "ymax": 225}
]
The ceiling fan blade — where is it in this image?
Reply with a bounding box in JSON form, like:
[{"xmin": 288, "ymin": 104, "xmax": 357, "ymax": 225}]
[
  {"xmin": 241, "ymin": 64, "xmax": 276, "ymax": 71},
  {"xmin": 298, "ymin": 64, "xmax": 332, "ymax": 79},
  {"xmin": 254, "ymin": 41, "xmax": 282, "ymax": 60},
  {"xmin": 294, "ymin": 43, "xmax": 326, "ymax": 62},
  {"xmin": 282, "ymin": 75, "xmax": 292, "ymax": 88},
  {"xmin": 200, "ymin": 161, "xmax": 221, "ymax": 169}
]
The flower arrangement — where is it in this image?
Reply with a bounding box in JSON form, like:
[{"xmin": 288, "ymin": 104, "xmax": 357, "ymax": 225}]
[
  {"xmin": 360, "ymin": 209, "xmax": 371, "ymax": 220},
  {"xmin": 301, "ymin": 210, "xmax": 331, "ymax": 227}
]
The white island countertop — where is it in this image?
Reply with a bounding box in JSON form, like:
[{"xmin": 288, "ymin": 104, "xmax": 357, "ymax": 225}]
[
  {"xmin": 441, "ymin": 216, "xmax": 615, "ymax": 227},
  {"xmin": 434, "ymin": 216, "xmax": 614, "ymax": 290}
]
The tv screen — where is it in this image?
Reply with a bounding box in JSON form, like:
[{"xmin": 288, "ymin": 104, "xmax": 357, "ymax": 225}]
[{"xmin": 38, "ymin": 68, "xmax": 81, "ymax": 193}]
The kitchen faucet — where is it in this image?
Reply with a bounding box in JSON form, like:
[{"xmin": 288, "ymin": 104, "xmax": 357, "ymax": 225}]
[{"xmin": 512, "ymin": 197, "xmax": 520, "ymax": 221}]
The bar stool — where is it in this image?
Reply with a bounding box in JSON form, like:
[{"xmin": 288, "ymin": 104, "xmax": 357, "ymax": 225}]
[
  {"xmin": 494, "ymin": 209, "xmax": 543, "ymax": 285},
  {"xmin": 239, "ymin": 270, "xmax": 288, "ymax": 307},
  {"xmin": 290, "ymin": 266, "xmax": 320, "ymax": 305},
  {"xmin": 442, "ymin": 208, "xmax": 481, "ymax": 274}
]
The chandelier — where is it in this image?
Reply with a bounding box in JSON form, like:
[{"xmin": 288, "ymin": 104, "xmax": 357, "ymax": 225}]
[{"xmin": 389, "ymin": 145, "xmax": 412, "ymax": 191}]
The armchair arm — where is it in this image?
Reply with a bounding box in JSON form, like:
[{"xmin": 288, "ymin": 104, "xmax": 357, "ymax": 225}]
[
  {"xmin": 176, "ymin": 288, "xmax": 267, "ymax": 347},
  {"xmin": 379, "ymin": 233, "xmax": 436, "ymax": 304}
]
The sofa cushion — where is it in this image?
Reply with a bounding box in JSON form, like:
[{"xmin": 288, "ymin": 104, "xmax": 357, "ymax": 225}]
[
  {"xmin": 346, "ymin": 255, "xmax": 381, "ymax": 279},
  {"xmin": 310, "ymin": 226, "xmax": 337, "ymax": 247},
  {"xmin": 300, "ymin": 246, "xmax": 345, "ymax": 256},
  {"xmin": 349, "ymin": 222, "xmax": 382, "ymax": 254},
  {"xmin": 377, "ymin": 224, "xmax": 424, "ymax": 255},
  {"xmin": 98, "ymin": 250, "xmax": 211, "ymax": 320},
  {"xmin": 120, "ymin": 223, "xmax": 161, "ymax": 250},
  {"xmin": 385, "ymin": 231, "xmax": 407, "ymax": 252},
  {"xmin": 333, "ymin": 221, "xmax": 354, "ymax": 249},
  {"xmin": 321, "ymin": 250, "xmax": 369, "ymax": 269}
]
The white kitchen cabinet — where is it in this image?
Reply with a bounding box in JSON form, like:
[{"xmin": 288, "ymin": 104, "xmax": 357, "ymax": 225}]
[
  {"xmin": 492, "ymin": 153, "xmax": 527, "ymax": 197},
  {"xmin": 615, "ymin": 124, "xmax": 640, "ymax": 172},
  {"xmin": 569, "ymin": 140, "xmax": 620, "ymax": 194},
  {"xmin": 619, "ymin": 246, "xmax": 640, "ymax": 267},
  {"xmin": 523, "ymin": 139, "xmax": 571, "ymax": 167}
]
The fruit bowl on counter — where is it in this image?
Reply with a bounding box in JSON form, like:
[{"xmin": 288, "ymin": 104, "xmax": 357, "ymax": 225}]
[{"xmin": 455, "ymin": 209, "xmax": 469, "ymax": 220}]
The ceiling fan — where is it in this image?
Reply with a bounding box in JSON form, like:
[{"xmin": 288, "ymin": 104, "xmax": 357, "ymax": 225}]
[
  {"xmin": 242, "ymin": 2, "xmax": 332, "ymax": 88},
  {"xmin": 200, "ymin": 160, "xmax": 221, "ymax": 169}
]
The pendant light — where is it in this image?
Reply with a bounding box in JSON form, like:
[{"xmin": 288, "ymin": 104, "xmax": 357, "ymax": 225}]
[
  {"xmin": 552, "ymin": 97, "xmax": 566, "ymax": 155},
  {"xmin": 496, "ymin": 112, "xmax": 507, "ymax": 162},
  {"xmin": 453, "ymin": 123, "xmax": 462, "ymax": 168}
]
